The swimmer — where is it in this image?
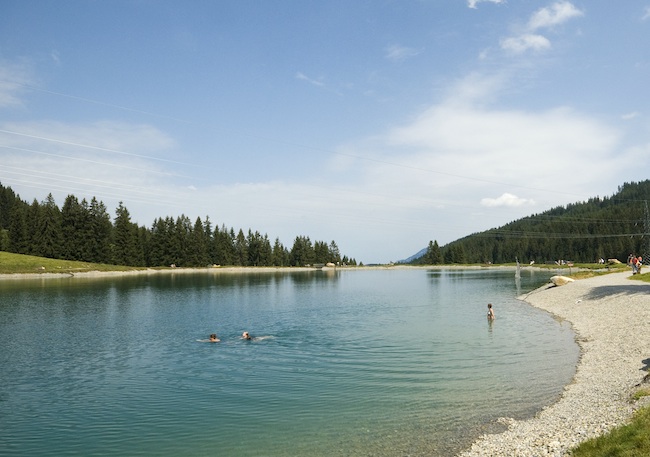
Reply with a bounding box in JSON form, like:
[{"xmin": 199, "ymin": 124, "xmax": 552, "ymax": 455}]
[
  {"xmin": 209, "ymin": 333, "xmax": 220, "ymax": 342},
  {"xmin": 487, "ymin": 303, "xmax": 495, "ymax": 320},
  {"xmin": 242, "ymin": 331, "xmax": 252, "ymax": 340}
]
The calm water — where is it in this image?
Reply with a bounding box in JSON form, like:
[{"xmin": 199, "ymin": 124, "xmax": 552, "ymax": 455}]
[{"xmin": 0, "ymin": 268, "xmax": 578, "ymax": 457}]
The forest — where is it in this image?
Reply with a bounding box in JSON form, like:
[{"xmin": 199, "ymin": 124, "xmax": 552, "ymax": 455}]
[
  {"xmin": 0, "ymin": 182, "xmax": 358, "ymax": 268},
  {"xmin": 415, "ymin": 180, "xmax": 650, "ymax": 266}
]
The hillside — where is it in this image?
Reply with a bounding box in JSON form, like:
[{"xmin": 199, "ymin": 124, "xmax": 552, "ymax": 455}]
[{"xmin": 410, "ymin": 180, "xmax": 650, "ymax": 265}]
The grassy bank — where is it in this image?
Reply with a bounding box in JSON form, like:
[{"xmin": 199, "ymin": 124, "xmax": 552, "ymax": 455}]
[
  {"xmin": 572, "ymin": 404, "xmax": 650, "ymax": 456},
  {"xmin": 0, "ymin": 251, "xmax": 139, "ymax": 274}
]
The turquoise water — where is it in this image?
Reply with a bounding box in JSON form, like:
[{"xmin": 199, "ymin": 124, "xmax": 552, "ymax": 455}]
[{"xmin": 0, "ymin": 268, "xmax": 578, "ymax": 456}]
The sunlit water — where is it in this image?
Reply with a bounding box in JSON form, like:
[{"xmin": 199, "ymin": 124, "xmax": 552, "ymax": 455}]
[{"xmin": 0, "ymin": 268, "xmax": 578, "ymax": 456}]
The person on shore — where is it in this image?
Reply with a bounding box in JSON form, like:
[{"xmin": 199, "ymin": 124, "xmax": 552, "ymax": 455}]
[
  {"xmin": 242, "ymin": 331, "xmax": 252, "ymax": 340},
  {"xmin": 487, "ymin": 303, "xmax": 495, "ymax": 320},
  {"xmin": 631, "ymin": 255, "xmax": 639, "ymax": 274},
  {"xmin": 635, "ymin": 256, "xmax": 643, "ymax": 274},
  {"xmin": 209, "ymin": 333, "xmax": 220, "ymax": 342}
]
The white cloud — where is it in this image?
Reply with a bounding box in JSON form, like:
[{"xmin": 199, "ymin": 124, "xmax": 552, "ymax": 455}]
[
  {"xmin": 500, "ymin": 2, "xmax": 583, "ymax": 55},
  {"xmin": 356, "ymin": 73, "xmax": 622, "ymax": 209},
  {"xmin": 481, "ymin": 193, "xmax": 535, "ymax": 207},
  {"xmin": 0, "ymin": 60, "xmax": 34, "ymax": 108},
  {"xmin": 622, "ymin": 111, "xmax": 640, "ymax": 120},
  {"xmin": 0, "ymin": 120, "xmax": 181, "ymax": 216},
  {"xmin": 296, "ymin": 72, "xmax": 324, "ymax": 87},
  {"xmin": 385, "ymin": 45, "xmax": 422, "ymax": 62},
  {"xmin": 500, "ymin": 34, "xmax": 551, "ymax": 53},
  {"xmin": 528, "ymin": 1, "xmax": 584, "ymax": 31},
  {"xmin": 467, "ymin": 0, "xmax": 505, "ymax": 9}
]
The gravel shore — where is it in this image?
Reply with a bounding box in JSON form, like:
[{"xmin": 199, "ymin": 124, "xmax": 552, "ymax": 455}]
[{"xmin": 458, "ymin": 271, "xmax": 650, "ymax": 457}]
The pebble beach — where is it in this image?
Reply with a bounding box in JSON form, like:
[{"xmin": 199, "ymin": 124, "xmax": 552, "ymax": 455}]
[{"xmin": 458, "ymin": 271, "xmax": 650, "ymax": 457}]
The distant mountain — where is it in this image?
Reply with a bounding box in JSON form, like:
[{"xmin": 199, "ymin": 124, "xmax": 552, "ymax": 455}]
[
  {"xmin": 398, "ymin": 247, "xmax": 428, "ymax": 264},
  {"xmin": 405, "ymin": 180, "xmax": 650, "ymax": 265}
]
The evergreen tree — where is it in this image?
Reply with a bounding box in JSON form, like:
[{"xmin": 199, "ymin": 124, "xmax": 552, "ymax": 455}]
[
  {"xmin": 272, "ymin": 237, "xmax": 289, "ymax": 266},
  {"xmin": 259, "ymin": 233, "xmax": 273, "ymax": 266},
  {"xmin": 8, "ymin": 202, "xmax": 28, "ymax": 254},
  {"xmin": 313, "ymin": 240, "xmax": 329, "ymax": 264},
  {"xmin": 112, "ymin": 202, "xmax": 142, "ymax": 266},
  {"xmin": 33, "ymin": 194, "xmax": 62, "ymax": 259},
  {"xmin": 424, "ymin": 240, "xmax": 442, "ymax": 264},
  {"xmin": 88, "ymin": 197, "xmax": 112, "ymax": 263},
  {"xmin": 0, "ymin": 183, "xmax": 19, "ymax": 230},
  {"xmin": 61, "ymin": 195, "xmax": 88, "ymax": 261},
  {"xmin": 188, "ymin": 216, "xmax": 209, "ymax": 267},
  {"xmin": 203, "ymin": 216, "xmax": 215, "ymax": 264},
  {"xmin": 290, "ymin": 236, "xmax": 314, "ymax": 266},
  {"xmin": 329, "ymin": 240, "xmax": 341, "ymax": 264},
  {"xmin": 234, "ymin": 229, "xmax": 248, "ymax": 266}
]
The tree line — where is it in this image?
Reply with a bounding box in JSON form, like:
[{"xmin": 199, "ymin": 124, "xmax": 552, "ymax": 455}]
[
  {"xmin": 415, "ymin": 180, "xmax": 650, "ymax": 265},
  {"xmin": 0, "ymin": 183, "xmax": 358, "ymax": 268}
]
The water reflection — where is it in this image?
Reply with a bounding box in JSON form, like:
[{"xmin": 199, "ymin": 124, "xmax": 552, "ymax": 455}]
[{"xmin": 0, "ymin": 268, "xmax": 576, "ymax": 457}]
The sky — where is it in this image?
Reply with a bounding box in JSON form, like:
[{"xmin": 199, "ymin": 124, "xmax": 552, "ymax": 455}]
[{"xmin": 1, "ymin": 0, "xmax": 649, "ymax": 264}]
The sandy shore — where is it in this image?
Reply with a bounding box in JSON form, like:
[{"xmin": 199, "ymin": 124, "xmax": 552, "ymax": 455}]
[
  {"xmin": 458, "ymin": 271, "xmax": 650, "ymax": 457},
  {"xmin": 0, "ymin": 263, "xmax": 518, "ymax": 281},
  {"xmin": 0, "ymin": 266, "xmax": 327, "ymax": 280}
]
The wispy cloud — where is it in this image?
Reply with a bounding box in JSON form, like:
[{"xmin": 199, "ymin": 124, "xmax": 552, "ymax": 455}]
[
  {"xmin": 501, "ymin": 34, "xmax": 551, "ymax": 53},
  {"xmin": 50, "ymin": 50, "xmax": 61, "ymax": 66},
  {"xmin": 385, "ymin": 45, "xmax": 422, "ymax": 62},
  {"xmin": 0, "ymin": 60, "xmax": 34, "ymax": 108},
  {"xmin": 295, "ymin": 72, "xmax": 324, "ymax": 87},
  {"xmin": 501, "ymin": 1, "xmax": 584, "ymax": 54},
  {"xmin": 622, "ymin": 111, "xmax": 640, "ymax": 120},
  {"xmin": 467, "ymin": 0, "xmax": 505, "ymax": 9},
  {"xmin": 643, "ymin": 7, "xmax": 650, "ymax": 21}
]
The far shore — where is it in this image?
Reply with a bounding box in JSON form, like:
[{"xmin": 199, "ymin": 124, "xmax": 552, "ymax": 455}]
[
  {"xmin": 0, "ymin": 262, "xmax": 565, "ymax": 281},
  {"xmin": 459, "ymin": 271, "xmax": 650, "ymax": 456}
]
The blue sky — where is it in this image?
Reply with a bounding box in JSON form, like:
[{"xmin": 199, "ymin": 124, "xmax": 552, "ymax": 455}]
[{"xmin": 1, "ymin": 1, "xmax": 649, "ymax": 264}]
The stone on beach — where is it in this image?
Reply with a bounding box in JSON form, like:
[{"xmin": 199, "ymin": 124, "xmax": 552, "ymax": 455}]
[{"xmin": 550, "ymin": 275, "xmax": 575, "ymax": 286}]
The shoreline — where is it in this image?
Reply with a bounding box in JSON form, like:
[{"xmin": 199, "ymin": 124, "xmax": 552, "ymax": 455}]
[
  {"xmin": 458, "ymin": 271, "xmax": 650, "ymax": 456},
  {"xmin": 0, "ymin": 263, "xmax": 541, "ymax": 281}
]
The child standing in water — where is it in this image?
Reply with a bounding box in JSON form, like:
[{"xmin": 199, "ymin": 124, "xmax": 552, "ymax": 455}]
[{"xmin": 487, "ymin": 303, "xmax": 495, "ymax": 320}]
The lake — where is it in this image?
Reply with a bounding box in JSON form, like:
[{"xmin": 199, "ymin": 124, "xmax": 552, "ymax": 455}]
[{"xmin": 0, "ymin": 267, "xmax": 578, "ymax": 456}]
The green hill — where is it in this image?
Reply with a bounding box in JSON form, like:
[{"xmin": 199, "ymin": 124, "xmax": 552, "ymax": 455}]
[
  {"xmin": 413, "ymin": 180, "xmax": 650, "ymax": 265},
  {"xmin": 0, "ymin": 251, "xmax": 138, "ymax": 275}
]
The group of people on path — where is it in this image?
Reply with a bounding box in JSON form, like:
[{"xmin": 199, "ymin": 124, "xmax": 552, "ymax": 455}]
[{"xmin": 628, "ymin": 254, "xmax": 643, "ymax": 274}]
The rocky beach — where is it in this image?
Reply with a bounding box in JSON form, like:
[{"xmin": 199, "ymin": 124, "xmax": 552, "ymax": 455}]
[{"xmin": 459, "ymin": 271, "xmax": 650, "ymax": 456}]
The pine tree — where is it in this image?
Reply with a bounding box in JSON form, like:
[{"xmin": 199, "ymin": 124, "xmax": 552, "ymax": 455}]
[
  {"xmin": 33, "ymin": 194, "xmax": 62, "ymax": 259},
  {"xmin": 112, "ymin": 202, "xmax": 142, "ymax": 266},
  {"xmin": 8, "ymin": 202, "xmax": 28, "ymax": 254},
  {"xmin": 234, "ymin": 229, "xmax": 248, "ymax": 266},
  {"xmin": 272, "ymin": 237, "xmax": 289, "ymax": 266},
  {"xmin": 61, "ymin": 194, "xmax": 88, "ymax": 261},
  {"xmin": 88, "ymin": 197, "xmax": 112, "ymax": 263}
]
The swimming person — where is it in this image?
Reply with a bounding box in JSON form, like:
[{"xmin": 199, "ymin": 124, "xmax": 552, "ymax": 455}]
[
  {"xmin": 242, "ymin": 331, "xmax": 252, "ymax": 340},
  {"xmin": 487, "ymin": 303, "xmax": 495, "ymax": 320},
  {"xmin": 209, "ymin": 333, "xmax": 220, "ymax": 342}
]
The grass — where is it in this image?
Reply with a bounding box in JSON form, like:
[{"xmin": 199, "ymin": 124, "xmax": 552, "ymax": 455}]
[
  {"xmin": 629, "ymin": 271, "xmax": 650, "ymax": 283},
  {"xmin": 571, "ymin": 406, "xmax": 650, "ymax": 457},
  {"xmin": 630, "ymin": 387, "xmax": 650, "ymax": 402},
  {"xmin": 0, "ymin": 251, "xmax": 139, "ymax": 274}
]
